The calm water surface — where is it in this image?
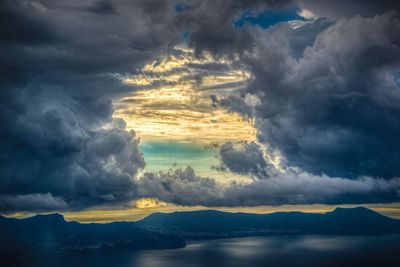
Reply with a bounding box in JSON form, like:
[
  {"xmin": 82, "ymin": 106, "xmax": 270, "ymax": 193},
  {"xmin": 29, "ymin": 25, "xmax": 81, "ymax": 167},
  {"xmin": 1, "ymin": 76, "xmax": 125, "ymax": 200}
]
[{"xmin": 12, "ymin": 235, "xmax": 400, "ymax": 267}]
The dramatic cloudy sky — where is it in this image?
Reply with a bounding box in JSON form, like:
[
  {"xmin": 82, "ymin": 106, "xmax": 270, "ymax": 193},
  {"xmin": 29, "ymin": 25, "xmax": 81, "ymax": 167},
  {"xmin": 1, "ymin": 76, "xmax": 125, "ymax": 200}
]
[{"xmin": 1, "ymin": 0, "xmax": 400, "ymax": 220}]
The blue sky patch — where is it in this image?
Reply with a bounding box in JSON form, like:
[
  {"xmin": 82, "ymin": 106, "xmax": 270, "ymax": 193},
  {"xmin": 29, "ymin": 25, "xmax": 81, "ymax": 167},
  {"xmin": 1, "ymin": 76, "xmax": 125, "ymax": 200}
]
[
  {"xmin": 140, "ymin": 141, "xmax": 219, "ymax": 176},
  {"xmin": 234, "ymin": 8, "xmax": 304, "ymax": 29}
]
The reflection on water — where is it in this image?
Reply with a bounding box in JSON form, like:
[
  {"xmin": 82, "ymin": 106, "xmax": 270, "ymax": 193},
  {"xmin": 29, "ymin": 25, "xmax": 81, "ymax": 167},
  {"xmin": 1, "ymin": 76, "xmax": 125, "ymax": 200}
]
[{"xmin": 8, "ymin": 235, "xmax": 400, "ymax": 267}]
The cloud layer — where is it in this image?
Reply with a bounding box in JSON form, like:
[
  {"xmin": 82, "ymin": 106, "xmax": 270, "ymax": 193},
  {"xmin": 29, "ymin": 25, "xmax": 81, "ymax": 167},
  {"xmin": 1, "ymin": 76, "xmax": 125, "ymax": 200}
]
[
  {"xmin": 138, "ymin": 166, "xmax": 400, "ymax": 207},
  {"xmin": 1, "ymin": 0, "xmax": 400, "ymax": 212},
  {"xmin": 0, "ymin": 87, "xmax": 145, "ymax": 211},
  {"xmin": 219, "ymin": 11, "xmax": 400, "ymax": 179},
  {"xmin": 0, "ymin": 0, "xmax": 178, "ymax": 211}
]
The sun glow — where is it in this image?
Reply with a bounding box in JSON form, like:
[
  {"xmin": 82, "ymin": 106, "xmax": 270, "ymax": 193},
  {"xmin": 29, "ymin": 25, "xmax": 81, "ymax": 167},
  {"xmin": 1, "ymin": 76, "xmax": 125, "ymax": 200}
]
[
  {"xmin": 114, "ymin": 46, "xmax": 256, "ymax": 145},
  {"xmin": 134, "ymin": 198, "xmax": 168, "ymax": 209}
]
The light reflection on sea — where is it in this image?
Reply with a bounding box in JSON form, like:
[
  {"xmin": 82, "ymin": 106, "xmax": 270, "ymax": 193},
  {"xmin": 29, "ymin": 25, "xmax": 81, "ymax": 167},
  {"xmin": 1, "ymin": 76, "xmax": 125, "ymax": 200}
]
[{"xmin": 8, "ymin": 235, "xmax": 400, "ymax": 267}]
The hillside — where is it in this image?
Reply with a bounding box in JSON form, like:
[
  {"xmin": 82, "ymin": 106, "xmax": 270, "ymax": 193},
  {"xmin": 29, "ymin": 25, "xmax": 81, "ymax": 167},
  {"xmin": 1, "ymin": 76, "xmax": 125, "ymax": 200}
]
[
  {"xmin": 136, "ymin": 207, "xmax": 400, "ymax": 239},
  {"xmin": 0, "ymin": 213, "xmax": 185, "ymax": 251}
]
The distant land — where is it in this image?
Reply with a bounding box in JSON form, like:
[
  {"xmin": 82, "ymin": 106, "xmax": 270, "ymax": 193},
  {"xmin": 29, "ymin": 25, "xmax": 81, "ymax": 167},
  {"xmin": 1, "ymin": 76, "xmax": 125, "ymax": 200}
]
[
  {"xmin": 137, "ymin": 207, "xmax": 400, "ymax": 239},
  {"xmin": 1, "ymin": 207, "xmax": 400, "ymax": 253},
  {"xmin": 0, "ymin": 213, "xmax": 185, "ymax": 252}
]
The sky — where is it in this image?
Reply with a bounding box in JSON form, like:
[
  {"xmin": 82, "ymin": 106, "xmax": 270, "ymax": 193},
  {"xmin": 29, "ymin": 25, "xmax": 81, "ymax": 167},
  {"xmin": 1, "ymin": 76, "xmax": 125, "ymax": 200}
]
[{"xmin": 1, "ymin": 0, "xmax": 400, "ymax": 222}]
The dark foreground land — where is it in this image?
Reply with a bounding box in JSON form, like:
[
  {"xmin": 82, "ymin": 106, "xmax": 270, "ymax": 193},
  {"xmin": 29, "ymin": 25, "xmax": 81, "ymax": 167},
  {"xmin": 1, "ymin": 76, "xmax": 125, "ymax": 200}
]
[{"xmin": 1, "ymin": 207, "xmax": 400, "ymax": 266}]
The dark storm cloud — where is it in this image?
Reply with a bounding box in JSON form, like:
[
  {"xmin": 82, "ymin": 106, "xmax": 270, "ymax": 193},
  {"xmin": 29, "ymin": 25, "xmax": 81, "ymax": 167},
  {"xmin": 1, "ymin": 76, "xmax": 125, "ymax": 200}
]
[
  {"xmin": 0, "ymin": 193, "xmax": 68, "ymax": 212},
  {"xmin": 138, "ymin": 167, "xmax": 222, "ymax": 207},
  {"xmin": 286, "ymin": 17, "xmax": 333, "ymax": 59},
  {"xmin": 215, "ymin": 141, "xmax": 273, "ymax": 179},
  {"xmin": 0, "ymin": 0, "xmax": 182, "ymax": 212},
  {"xmin": 0, "ymin": 0, "xmax": 59, "ymax": 46},
  {"xmin": 139, "ymin": 167, "xmax": 400, "ymax": 207},
  {"xmin": 2, "ymin": 0, "xmax": 290, "ymax": 212},
  {"xmin": 223, "ymin": 173, "xmax": 400, "ymax": 206},
  {"xmin": 2, "ymin": 0, "xmax": 400, "ymax": 211},
  {"xmin": 85, "ymin": 0, "xmax": 117, "ymax": 15},
  {"xmin": 1, "ymin": 0, "xmax": 181, "ymax": 214},
  {"xmin": 0, "ymin": 87, "xmax": 145, "ymax": 210},
  {"xmin": 0, "ymin": 0, "xmax": 182, "ymax": 96},
  {"xmin": 175, "ymin": 0, "xmax": 295, "ymax": 56},
  {"xmin": 219, "ymin": 11, "xmax": 400, "ymax": 179},
  {"xmin": 136, "ymin": 2, "xmax": 400, "ymax": 206}
]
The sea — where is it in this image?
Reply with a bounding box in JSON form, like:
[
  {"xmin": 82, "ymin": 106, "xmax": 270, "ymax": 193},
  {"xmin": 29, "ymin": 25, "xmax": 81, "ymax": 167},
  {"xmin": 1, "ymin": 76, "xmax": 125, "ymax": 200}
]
[{"xmin": 5, "ymin": 235, "xmax": 400, "ymax": 267}]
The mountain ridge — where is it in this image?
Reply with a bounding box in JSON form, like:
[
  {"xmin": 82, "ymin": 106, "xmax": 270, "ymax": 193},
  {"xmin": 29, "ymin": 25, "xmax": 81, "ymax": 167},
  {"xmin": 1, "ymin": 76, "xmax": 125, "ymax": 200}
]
[
  {"xmin": 1, "ymin": 207, "xmax": 399, "ymax": 251},
  {"xmin": 136, "ymin": 207, "xmax": 400, "ymax": 239},
  {"xmin": 0, "ymin": 212, "xmax": 185, "ymax": 252}
]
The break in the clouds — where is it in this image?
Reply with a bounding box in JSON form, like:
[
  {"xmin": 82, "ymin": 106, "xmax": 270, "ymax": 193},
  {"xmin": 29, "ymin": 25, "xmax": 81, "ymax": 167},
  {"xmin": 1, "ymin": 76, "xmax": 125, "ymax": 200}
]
[
  {"xmin": 1, "ymin": 0, "xmax": 400, "ymax": 212},
  {"xmin": 114, "ymin": 46, "xmax": 256, "ymax": 144},
  {"xmin": 0, "ymin": 0, "xmax": 269, "ymax": 211}
]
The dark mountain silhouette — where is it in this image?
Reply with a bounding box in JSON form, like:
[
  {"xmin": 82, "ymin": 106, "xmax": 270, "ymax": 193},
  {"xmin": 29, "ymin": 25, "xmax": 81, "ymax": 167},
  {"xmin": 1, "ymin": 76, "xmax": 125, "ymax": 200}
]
[
  {"xmin": 0, "ymin": 213, "xmax": 185, "ymax": 252},
  {"xmin": 1, "ymin": 207, "xmax": 399, "ymax": 254},
  {"xmin": 136, "ymin": 207, "xmax": 400, "ymax": 239}
]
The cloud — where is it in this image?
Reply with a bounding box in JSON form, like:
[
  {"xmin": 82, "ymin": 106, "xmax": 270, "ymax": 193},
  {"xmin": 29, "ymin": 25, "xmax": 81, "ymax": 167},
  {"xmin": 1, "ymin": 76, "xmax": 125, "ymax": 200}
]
[
  {"xmin": 133, "ymin": 198, "xmax": 168, "ymax": 209},
  {"xmin": 298, "ymin": 0, "xmax": 400, "ymax": 19},
  {"xmin": 138, "ymin": 166, "xmax": 400, "ymax": 207},
  {"xmin": 0, "ymin": 0, "xmax": 184, "ymax": 211},
  {"xmin": 2, "ymin": 0, "xmax": 280, "ymax": 212},
  {"xmin": 138, "ymin": 166, "xmax": 223, "ymax": 207},
  {"xmin": 0, "ymin": 0, "xmax": 186, "ymax": 95},
  {"xmin": 224, "ymin": 173, "xmax": 400, "ymax": 206},
  {"xmin": 219, "ymin": 11, "xmax": 400, "ymax": 178},
  {"xmin": 215, "ymin": 141, "xmax": 273, "ymax": 178},
  {"xmin": 2, "ymin": 0, "xmax": 400, "ymax": 212},
  {"xmin": 175, "ymin": 0, "xmax": 295, "ymax": 56},
  {"xmin": 85, "ymin": 0, "xmax": 117, "ymax": 15},
  {"xmin": 115, "ymin": 46, "xmax": 256, "ymax": 144},
  {"xmin": 0, "ymin": 193, "xmax": 68, "ymax": 212},
  {"xmin": 0, "ymin": 87, "xmax": 145, "ymax": 211}
]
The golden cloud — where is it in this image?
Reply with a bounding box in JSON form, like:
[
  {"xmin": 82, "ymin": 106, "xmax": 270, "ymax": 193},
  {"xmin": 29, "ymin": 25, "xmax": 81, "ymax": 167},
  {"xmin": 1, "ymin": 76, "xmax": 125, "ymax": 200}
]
[{"xmin": 114, "ymin": 46, "xmax": 256, "ymax": 145}]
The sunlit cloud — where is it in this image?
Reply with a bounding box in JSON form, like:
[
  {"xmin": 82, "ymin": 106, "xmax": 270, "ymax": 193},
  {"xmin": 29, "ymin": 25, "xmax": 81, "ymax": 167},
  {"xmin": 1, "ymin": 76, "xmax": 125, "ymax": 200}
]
[
  {"xmin": 114, "ymin": 46, "xmax": 256, "ymax": 145},
  {"xmin": 133, "ymin": 198, "xmax": 168, "ymax": 209},
  {"xmin": 297, "ymin": 8, "xmax": 318, "ymax": 20}
]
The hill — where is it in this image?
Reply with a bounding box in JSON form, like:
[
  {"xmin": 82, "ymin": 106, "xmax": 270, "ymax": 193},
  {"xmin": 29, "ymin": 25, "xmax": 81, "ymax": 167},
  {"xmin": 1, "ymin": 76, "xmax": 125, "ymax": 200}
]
[
  {"xmin": 136, "ymin": 207, "xmax": 400, "ymax": 239},
  {"xmin": 0, "ymin": 213, "xmax": 185, "ymax": 251}
]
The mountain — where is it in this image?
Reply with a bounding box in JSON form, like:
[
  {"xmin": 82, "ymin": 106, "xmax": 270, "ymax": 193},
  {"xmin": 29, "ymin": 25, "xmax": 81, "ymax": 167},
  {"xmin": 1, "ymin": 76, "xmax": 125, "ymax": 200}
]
[
  {"xmin": 1, "ymin": 207, "xmax": 399, "ymax": 253},
  {"xmin": 0, "ymin": 213, "xmax": 185, "ymax": 252},
  {"xmin": 136, "ymin": 207, "xmax": 400, "ymax": 239}
]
